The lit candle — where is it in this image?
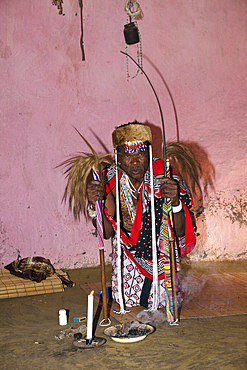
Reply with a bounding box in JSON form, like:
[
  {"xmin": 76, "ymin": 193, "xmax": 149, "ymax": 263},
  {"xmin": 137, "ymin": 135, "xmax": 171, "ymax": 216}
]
[{"xmin": 86, "ymin": 290, "xmax": 94, "ymax": 339}]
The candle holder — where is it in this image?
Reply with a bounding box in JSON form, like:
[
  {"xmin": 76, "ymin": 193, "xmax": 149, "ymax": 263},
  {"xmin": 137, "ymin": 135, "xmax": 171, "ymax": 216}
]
[{"xmin": 73, "ymin": 336, "xmax": 106, "ymax": 349}]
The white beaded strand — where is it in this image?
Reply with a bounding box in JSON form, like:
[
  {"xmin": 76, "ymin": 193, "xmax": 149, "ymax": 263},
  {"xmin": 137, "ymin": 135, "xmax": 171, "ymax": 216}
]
[
  {"xmin": 115, "ymin": 150, "xmax": 128, "ymax": 314},
  {"xmin": 125, "ymin": 175, "xmax": 143, "ymax": 199},
  {"xmin": 149, "ymin": 144, "xmax": 159, "ymax": 311}
]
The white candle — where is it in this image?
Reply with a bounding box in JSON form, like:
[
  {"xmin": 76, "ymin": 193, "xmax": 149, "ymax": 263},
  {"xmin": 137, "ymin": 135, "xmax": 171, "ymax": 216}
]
[{"xmin": 86, "ymin": 290, "xmax": 94, "ymax": 339}]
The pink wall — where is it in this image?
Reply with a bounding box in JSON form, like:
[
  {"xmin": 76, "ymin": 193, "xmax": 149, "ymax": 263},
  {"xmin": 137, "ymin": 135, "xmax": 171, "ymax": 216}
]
[{"xmin": 1, "ymin": 0, "xmax": 247, "ymax": 268}]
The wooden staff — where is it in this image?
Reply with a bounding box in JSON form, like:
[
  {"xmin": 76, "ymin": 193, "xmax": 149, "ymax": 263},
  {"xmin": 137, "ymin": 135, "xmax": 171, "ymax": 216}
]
[
  {"xmin": 170, "ymin": 240, "xmax": 179, "ymax": 321},
  {"xmin": 93, "ymin": 170, "xmax": 108, "ymax": 323},
  {"xmin": 99, "ymin": 249, "xmax": 108, "ymax": 322},
  {"xmin": 165, "ymin": 159, "xmax": 179, "ymax": 322}
]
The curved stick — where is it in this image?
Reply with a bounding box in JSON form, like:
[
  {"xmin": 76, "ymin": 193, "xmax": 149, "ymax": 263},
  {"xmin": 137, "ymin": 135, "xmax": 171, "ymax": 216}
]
[
  {"xmin": 143, "ymin": 55, "xmax": 179, "ymax": 142},
  {"xmin": 120, "ymin": 51, "xmax": 178, "ymax": 323},
  {"xmin": 120, "ymin": 51, "xmax": 167, "ymax": 168}
]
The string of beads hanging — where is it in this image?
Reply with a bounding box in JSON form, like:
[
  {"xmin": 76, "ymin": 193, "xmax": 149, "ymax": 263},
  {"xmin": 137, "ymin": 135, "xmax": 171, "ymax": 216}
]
[{"xmin": 123, "ymin": 1, "xmax": 144, "ymax": 81}]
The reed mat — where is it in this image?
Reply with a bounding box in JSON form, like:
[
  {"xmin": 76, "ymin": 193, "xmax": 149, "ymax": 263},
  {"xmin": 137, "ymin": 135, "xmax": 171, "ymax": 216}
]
[{"xmin": 0, "ymin": 268, "xmax": 68, "ymax": 299}]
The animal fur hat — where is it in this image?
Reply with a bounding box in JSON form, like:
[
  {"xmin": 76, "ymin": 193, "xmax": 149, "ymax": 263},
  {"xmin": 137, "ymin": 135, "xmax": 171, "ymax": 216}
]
[{"xmin": 112, "ymin": 122, "xmax": 152, "ymax": 148}]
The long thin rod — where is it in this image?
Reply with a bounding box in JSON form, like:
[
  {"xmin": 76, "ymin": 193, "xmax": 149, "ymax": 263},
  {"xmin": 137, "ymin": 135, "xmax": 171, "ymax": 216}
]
[
  {"xmin": 170, "ymin": 240, "xmax": 179, "ymax": 321},
  {"xmin": 120, "ymin": 51, "xmax": 178, "ymax": 321},
  {"xmin": 99, "ymin": 249, "xmax": 108, "ymax": 321},
  {"xmin": 120, "ymin": 51, "xmax": 166, "ymax": 167},
  {"xmin": 93, "ymin": 170, "xmax": 108, "ymax": 322}
]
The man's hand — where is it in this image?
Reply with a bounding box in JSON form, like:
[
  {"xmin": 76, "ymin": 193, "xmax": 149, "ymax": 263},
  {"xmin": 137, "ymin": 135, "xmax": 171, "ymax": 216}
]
[
  {"xmin": 158, "ymin": 177, "xmax": 185, "ymax": 236},
  {"xmin": 158, "ymin": 177, "xmax": 180, "ymax": 206},
  {"xmin": 86, "ymin": 180, "xmax": 115, "ymax": 239},
  {"xmin": 86, "ymin": 180, "xmax": 105, "ymax": 204}
]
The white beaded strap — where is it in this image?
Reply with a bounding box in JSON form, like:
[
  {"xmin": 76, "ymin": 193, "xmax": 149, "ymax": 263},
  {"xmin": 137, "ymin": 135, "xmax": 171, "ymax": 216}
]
[
  {"xmin": 149, "ymin": 145, "xmax": 158, "ymax": 311},
  {"xmin": 115, "ymin": 150, "xmax": 126, "ymax": 314},
  {"xmin": 172, "ymin": 200, "xmax": 182, "ymax": 213}
]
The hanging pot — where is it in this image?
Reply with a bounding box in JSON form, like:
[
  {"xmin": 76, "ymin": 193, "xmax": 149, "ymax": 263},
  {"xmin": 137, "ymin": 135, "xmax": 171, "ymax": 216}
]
[{"xmin": 123, "ymin": 22, "xmax": 140, "ymax": 45}]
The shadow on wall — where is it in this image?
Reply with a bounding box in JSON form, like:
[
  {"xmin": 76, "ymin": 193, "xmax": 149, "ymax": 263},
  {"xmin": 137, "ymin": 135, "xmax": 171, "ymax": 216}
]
[
  {"xmin": 146, "ymin": 121, "xmax": 216, "ymax": 260},
  {"xmin": 145, "ymin": 122, "xmax": 216, "ymax": 203},
  {"xmin": 140, "ymin": 55, "xmax": 216, "ymax": 260},
  {"xmin": 90, "ymin": 128, "xmax": 112, "ymax": 156},
  {"xmin": 184, "ymin": 142, "xmax": 216, "ymax": 260},
  {"xmin": 184, "ymin": 141, "xmax": 216, "ymax": 199},
  {"xmin": 142, "ymin": 54, "xmax": 215, "ymax": 201},
  {"xmin": 141, "ymin": 55, "xmax": 216, "ymax": 203}
]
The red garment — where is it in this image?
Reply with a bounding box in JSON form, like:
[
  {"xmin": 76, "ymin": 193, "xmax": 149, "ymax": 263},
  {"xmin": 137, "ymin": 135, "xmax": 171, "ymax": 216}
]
[
  {"xmin": 103, "ymin": 159, "xmax": 196, "ymax": 263},
  {"xmin": 102, "ymin": 158, "xmax": 196, "ymax": 310}
]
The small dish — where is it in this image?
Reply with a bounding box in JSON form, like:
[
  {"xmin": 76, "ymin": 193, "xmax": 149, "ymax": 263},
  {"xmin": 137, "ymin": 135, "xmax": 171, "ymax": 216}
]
[{"xmin": 104, "ymin": 323, "xmax": 155, "ymax": 343}]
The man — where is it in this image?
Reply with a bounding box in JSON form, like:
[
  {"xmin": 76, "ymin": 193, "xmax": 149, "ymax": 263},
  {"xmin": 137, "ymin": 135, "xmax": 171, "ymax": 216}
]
[{"xmin": 86, "ymin": 121, "xmax": 197, "ymax": 314}]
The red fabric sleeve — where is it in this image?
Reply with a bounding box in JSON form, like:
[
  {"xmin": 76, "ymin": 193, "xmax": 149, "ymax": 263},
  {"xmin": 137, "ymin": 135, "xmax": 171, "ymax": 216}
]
[{"xmin": 179, "ymin": 204, "xmax": 196, "ymax": 256}]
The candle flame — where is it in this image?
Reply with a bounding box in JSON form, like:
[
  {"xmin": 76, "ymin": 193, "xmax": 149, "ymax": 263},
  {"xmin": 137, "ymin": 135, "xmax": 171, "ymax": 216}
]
[{"xmin": 89, "ymin": 290, "xmax": 94, "ymax": 297}]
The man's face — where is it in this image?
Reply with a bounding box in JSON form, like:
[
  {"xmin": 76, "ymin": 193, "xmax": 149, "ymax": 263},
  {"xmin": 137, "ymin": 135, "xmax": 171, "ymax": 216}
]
[{"xmin": 118, "ymin": 145, "xmax": 149, "ymax": 181}]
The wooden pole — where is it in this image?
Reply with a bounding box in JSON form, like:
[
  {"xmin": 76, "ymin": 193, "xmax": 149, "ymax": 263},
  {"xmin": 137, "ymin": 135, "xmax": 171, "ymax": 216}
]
[
  {"xmin": 92, "ymin": 169, "xmax": 108, "ymax": 323},
  {"xmin": 170, "ymin": 240, "xmax": 179, "ymax": 321},
  {"xmin": 99, "ymin": 249, "xmax": 108, "ymax": 322}
]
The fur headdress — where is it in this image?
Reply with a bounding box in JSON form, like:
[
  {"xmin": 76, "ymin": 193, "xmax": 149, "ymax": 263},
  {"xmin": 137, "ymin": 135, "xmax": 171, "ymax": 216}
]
[{"xmin": 112, "ymin": 122, "xmax": 152, "ymax": 148}]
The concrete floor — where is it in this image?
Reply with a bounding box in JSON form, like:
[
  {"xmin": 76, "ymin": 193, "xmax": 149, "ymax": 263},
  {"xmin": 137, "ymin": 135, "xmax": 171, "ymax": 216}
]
[{"xmin": 0, "ymin": 262, "xmax": 247, "ymax": 370}]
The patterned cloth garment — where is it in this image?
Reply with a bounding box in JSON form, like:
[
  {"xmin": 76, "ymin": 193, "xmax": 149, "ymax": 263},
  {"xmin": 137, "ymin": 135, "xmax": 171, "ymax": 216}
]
[{"xmin": 103, "ymin": 158, "xmax": 196, "ymax": 309}]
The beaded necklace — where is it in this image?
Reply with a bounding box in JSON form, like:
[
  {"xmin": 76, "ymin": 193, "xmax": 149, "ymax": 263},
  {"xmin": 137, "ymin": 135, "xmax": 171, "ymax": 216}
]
[
  {"xmin": 125, "ymin": 175, "xmax": 143, "ymax": 199},
  {"xmin": 120, "ymin": 173, "xmax": 143, "ymax": 223}
]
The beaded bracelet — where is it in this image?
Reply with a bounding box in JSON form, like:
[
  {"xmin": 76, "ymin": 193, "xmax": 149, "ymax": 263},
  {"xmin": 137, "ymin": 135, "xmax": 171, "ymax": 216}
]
[{"xmin": 172, "ymin": 200, "xmax": 183, "ymax": 213}]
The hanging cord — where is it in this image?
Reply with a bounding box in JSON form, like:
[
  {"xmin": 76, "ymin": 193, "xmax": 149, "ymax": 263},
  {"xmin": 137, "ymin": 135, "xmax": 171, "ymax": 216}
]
[
  {"xmin": 125, "ymin": 1, "xmax": 143, "ymax": 81},
  {"xmin": 125, "ymin": 14, "xmax": 143, "ymax": 80},
  {"xmin": 114, "ymin": 150, "xmax": 130, "ymax": 315},
  {"xmin": 78, "ymin": 0, "xmax": 85, "ymax": 61}
]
